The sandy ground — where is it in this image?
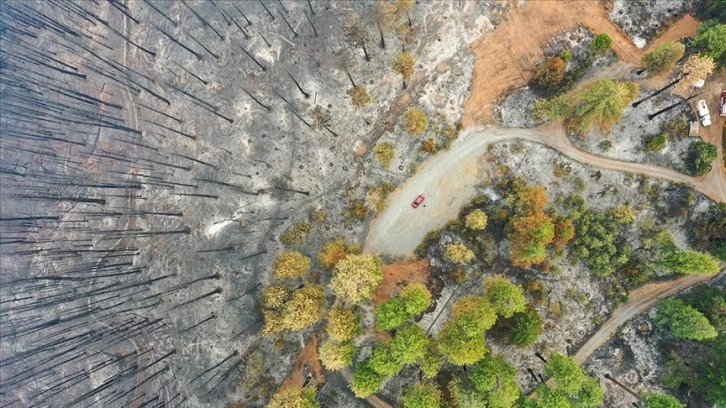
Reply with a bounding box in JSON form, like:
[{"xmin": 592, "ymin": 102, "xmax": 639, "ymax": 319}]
[
  {"xmin": 462, "ymin": 0, "xmax": 643, "ymax": 127},
  {"xmin": 372, "ymin": 259, "xmax": 430, "ymax": 307},
  {"xmin": 279, "ymin": 334, "xmax": 325, "ymax": 391}
]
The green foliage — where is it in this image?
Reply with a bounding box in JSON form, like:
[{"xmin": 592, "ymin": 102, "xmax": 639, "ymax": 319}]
[
  {"xmin": 483, "ymin": 276, "xmax": 527, "ymax": 318},
  {"xmin": 402, "ymin": 108, "xmax": 429, "ymax": 136},
  {"xmin": 281, "ymin": 221, "xmax": 311, "ymax": 245},
  {"xmin": 706, "ymin": 0, "xmax": 726, "ymax": 22},
  {"xmin": 465, "ymin": 209, "xmax": 488, "ymax": 231},
  {"xmin": 560, "ymin": 48, "xmax": 573, "ymax": 62},
  {"xmin": 695, "ymin": 336, "xmax": 726, "ymax": 405},
  {"xmin": 688, "ymin": 141, "xmax": 718, "ymax": 176},
  {"xmin": 401, "ymin": 384, "xmax": 442, "ymax": 408},
  {"xmin": 642, "ymin": 42, "xmax": 685, "ymax": 75},
  {"xmin": 682, "ymin": 285, "xmax": 726, "ymax": 333},
  {"xmin": 534, "ymin": 94, "xmax": 573, "ymax": 120},
  {"xmin": 659, "ymin": 248, "xmax": 719, "ymax": 275},
  {"xmin": 590, "ymin": 33, "xmax": 612, "ymax": 53},
  {"xmin": 521, "ymin": 384, "xmax": 572, "ymax": 408},
  {"xmin": 656, "ymin": 299, "xmax": 717, "ymax": 340},
  {"xmin": 369, "ymin": 343, "xmax": 402, "ymax": 376},
  {"xmin": 268, "ymin": 385, "xmax": 319, "ymax": 408},
  {"xmin": 645, "ymin": 133, "xmax": 667, "ymax": 152},
  {"xmin": 390, "ymin": 323, "xmax": 429, "ymax": 365},
  {"xmin": 469, "ymin": 354, "xmax": 521, "ymax": 408},
  {"xmin": 350, "ymin": 360, "xmax": 386, "ymax": 398},
  {"xmin": 661, "ymin": 351, "xmax": 690, "ymax": 389},
  {"xmin": 693, "ymin": 20, "xmax": 726, "ymax": 64},
  {"xmin": 451, "ymin": 296, "xmax": 498, "ymax": 335},
  {"xmin": 608, "ymin": 205, "xmax": 636, "ymax": 224},
  {"xmin": 688, "ymin": 202, "xmax": 726, "ymax": 261},
  {"xmin": 572, "ymin": 377, "xmax": 605, "ymax": 408},
  {"xmin": 507, "ymin": 306, "xmax": 543, "ymax": 346},
  {"xmin": 420, "ymin": 341, "xmax": 443, "ymax": 379},
  {"xmin": 640, "ymin": 392, "xmax": 685, "ymax": 408},
  {"xmin": 545, "ymin": 353, "xmax": 586, "ymax": 395},
  {"xmin": 574, "ymin": 79, "xmax": 639, "ymax": 132},
  {"xmin": 375, "ymin": 282, "xmax": 432, "ymax": 330},
  {"xmin": 438, "ymin": 321, "xmax": 487, "ymax": 366},
  {"xmin": 374, "ymin": 142, "xmax": 396, "ymax": 169},
  {"xmin": 571, "ymin": 208, "xmax": 631, "ymax": 277},
  {"xmin": 598, "ymin": 140, "xmax": 613, "ymax": 151},
  {"xmin": 318, "ymin": 341, "xmax": 356, "ymax": 371}
]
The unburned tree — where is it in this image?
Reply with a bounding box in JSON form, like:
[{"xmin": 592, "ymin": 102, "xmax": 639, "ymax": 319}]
[
  {"xmin": 642, "ymin": 42, "xmax": 685, "ymax": 76},
  {"xmin": 483, "ymin": 276, "xmax": 526, "ymax": 318},
  {"xmin": 268, "ymin": 385, "xmax": 319, "ymax": 408}
]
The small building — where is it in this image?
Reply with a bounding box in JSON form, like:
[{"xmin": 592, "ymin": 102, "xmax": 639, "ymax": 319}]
[{"xmin": 689, "ymin": 120, "xmax": 699, "ymax": 137}]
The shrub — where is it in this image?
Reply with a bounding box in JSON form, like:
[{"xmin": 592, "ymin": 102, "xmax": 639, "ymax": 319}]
[
  {"xmin": 348, "ymin": 86, "xmax": 371, "ymax": 107},
  {"xmin": 656, "ymin": 299, "xmax": 717, "ymax": 341},
  {"xmin": 534, "ymin": 95, "xmax": 573, "ymax": 120},
  {"xmin": 392, "ymin": 51, "xmax": 415, "ymax": 81},
  {"xmin": 401, "ymin": 384, "xmax": 442, "ymax": 408},
  {"xmin": 693, "ymin": 20, "xmax": 726, "ymax": 64},
  {"xmin": 344, "ymin": 199, "xmax": 368, "ymax": 224},
  {"xmin": 318, "ymin": 238, "xmax": 360, "ymax": 271},
  {"xmin": 642, "ymin": 42, "xmax": 685, "ymax": 75},
  {"xmin": 330, "ymin": 254, "xmax": 383, "ymax": 304},
  {"xmin": 281, "ymin": 221, "xmax": 311, "ymax": 245},
  {"xmin": 598, "ymin": 140, "xmax": 613, "ymax": 151},
  {"xmin": 366, "ymin": 181, "xmax": 396, "ymax": 213},
  {"xmin": 688, "ymin": 141, "xmax": 718, "ymax": 176},
  {"xmin": 591, "ymin": 33, "xmax": 612, "ymax": 53},
  {"xmin": 608, "ymin": 205, "xmax": 636, "ymax": 224},
  {"xmin": 318, "ymin": 341, "xmax": 356, "ymax": 370},
  {"xmin": 445, "ymin": 242, "xmax": 475, "ymax": 264},
  {"xmin": 326, "ymin": 306, "xmax": 360, "ymax": 341},
  {"xmin": 402, "ymin": 108, "xmax": 429, "ymax": 136},
  {"xmin": 350, "ymin": 360, "xmax": 386, "ymax": 398},
  {"xmin": 465, "ymin": 209, "xmax": 488, "ymax": 231},
  {"xmin": 374, "ymin": 142, "xmax": 396, "ymax": 168},
  {"xmin": 421, "ymin": 138, "xmax": 437, "ymax": 153},
  {"xmin": 507, "ymin": 306, "xmax": 543, "ymax": 346},
  {"xmin": 375, "ymin": 282, "xmax": 432, "ymax": 330},
  {"xmin": 645, "ymin": 133, "xmax": 667, "ymax": 152},
  {"xmin": 273, "ymin": 251, "xmax": 311, "ymax": 279},
  {"xmin": 483, "ymin": 276, "xmax": 526, "ymax": 318},
  {"xmin": 268, "ymin": 385, "xmax": 319, "ymax": 408}
]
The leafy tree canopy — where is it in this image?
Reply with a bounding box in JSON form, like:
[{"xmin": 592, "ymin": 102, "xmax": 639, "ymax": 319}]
[
  {"xmin": 318, "ymin": 341, "xmax": 356, "ymax": 371},
  {"xmin": 544, "ymin": 353, "xmax": 586, "ymax": 395},
  {"xmin": 401, "ymin": 383, "xmax": 442, "ymax": 408},
  {"xmin": 640, "ymin": 392, "xmax": 686, "ymax": 408},
  {"xmin": 268, "ymin": 385, "xmax": 319, "ymax": 408},
  {"xmin": 331, "ymin": 254, "xmax": 383, "ymax": 304},
  {"xmin": 273, "ymin": 251, "xmax": 311, "ymax": 279},
  {"xmin": 642, "ymin": 42, "xmax": 685, "ymax": 75},
  {"xmin": 484, "ymin": 276, "xmax": 527, "ymax": 318},
  {"xmin": 656, "ymin": 299, "xmax": 717, "ymax": 341},
  {"xmin": 326, "ymin": 306, "xmax": 360, "ymax": 341}
]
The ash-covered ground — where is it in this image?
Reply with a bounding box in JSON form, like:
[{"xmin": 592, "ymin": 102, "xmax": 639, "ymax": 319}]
[{"xmin": 0, "ymin": 1, "xmax": 501, "ymax": 407}]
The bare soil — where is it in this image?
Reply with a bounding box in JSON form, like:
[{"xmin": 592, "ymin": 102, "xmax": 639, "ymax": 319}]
[
  {"xmin": 372, "ymin": 259, "xmax": 430, "ymax": 306},
  {"xmin": 280, "ymin": 334, "xmax": 325, "ymax": 390}
]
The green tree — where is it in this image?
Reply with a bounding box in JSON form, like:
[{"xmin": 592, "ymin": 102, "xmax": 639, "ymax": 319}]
[
  {"xmin": 572, "ymin": 377, "xmax": 605, "ymax": 408},
  {"xmin": 695, "ymin": 336, "xmax": 726, "ymax": 405},
  {"xmin": 318, "ymin": 341, "xmax": 356, "ymax": 370},
  {"xmin": 273, "ymin": 251, "xmax": 311, "ymax": 279},
  {"xmin": 522, "ymin": 384, "xmax": 572, "ymax": 408},
  {"xmin": 640, "ymin": 392, "xmax": 685, "ymax": 408},
  {"xmin": 659, "ymin": 249, "xmax": 719, "ymax": 275},
  {"xmin": 451, "ymin": 296, "xmax": 498, "ymax": 335},
  {"xmin": 420, "ymin": 341, "xmax": 443, "ymax": 379},
  {"xmin": 376, "ymin": 282, "xmax": 432, "ymax": 330},
  {"xmin": 438, "ymin": 322, "xmax": 487, "ymax": 366},
  {"xmin": 390, "ymin": 323, "xmax": 429, "ymax": 365},
  {"xmin": 644, "ymin": 133, "xmax": 667, "ymax": 152},
  {"xmin": 642, "ymin": 42, "xmax": 685, "ymax": 75},
  {"xmin": 693, "ymin": 20, "xmax": 726, "ymax": 64},
  {"xmin": 574, "ymin": 79, "xmax": 639, "ymax": 132},
  {"xmin": 350, "ymin": 360, "xmax": 386, "ymax": 398},
  {"xmin": 369, "ymin": 343, "xmax": 402, "ymax": 376},
  {"xmin": 656, "ymin": 299, "xmax": 717, "ymax": 340},
  {"xmin": 268, "ymin": 385, "xmax": 319, "ymax": 408},
  {"xmin": 326, "ymin": 307, "xmax": 360, "ymax": 341},
  {"xmin": 688, "ymin": 141, "xmax": 718, "ymax": 176},
  {"xmin": 445, "ymin": 242, "xmax": 475, "ymax": 264},
  {"xmin": 571, "ymin": 209, "xmax": 631, "ymax": 277},
  {"xmin": 401, "ymin": 383, "xmax": 442, "ymax": 408},
  {"xmin": 330, "ymin": 254, "xmax": 383, "ymax": 304},
  {"xmin": 544, "ymin": 353, "xmax": 586, "ymax": 395},
  {"xmin": 402, "ymin": 108, "xmax": 429, "ymax": 136},
  {"xmin": 591, "ymin": 33, "xmax": 612, "ymax": 53},
  {"xmin": 507, "ymin": 306, "xmax": 543, "ymax": 346},
  {"xmin": 484, "ymin": 276, "xmax": 527, "ymax": 318},
  {"xmin": 469, "ymin": 354, "xmax": 521, "ymax": 408},
  {"xmin": 534, "ymin": 94, "xmax": 573, "ymax": 120},
  {"xmin": 465, "ymin": 209, "xmax": 488, "ymax": 231}
]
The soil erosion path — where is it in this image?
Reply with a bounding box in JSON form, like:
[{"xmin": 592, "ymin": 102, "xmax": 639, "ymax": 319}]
[{"xmin": 364, "ymin": 125, "xmax": 724, "ymax": 257}]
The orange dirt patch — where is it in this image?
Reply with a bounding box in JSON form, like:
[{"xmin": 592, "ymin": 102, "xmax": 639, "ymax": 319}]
[
  {"xmin": 646, "ymin": 14, "xmax": 699, "ymax": 51},
  {"xmin": 462, "ymin": 0, "xmax": 651, "ymax": 127},
  {"xmin": 372, "ymin": 258, "xmax": 430, "ymax": 306},
  {"xmin": 279, "ymin": 334, "xmax": 325, "ymax": 390}
]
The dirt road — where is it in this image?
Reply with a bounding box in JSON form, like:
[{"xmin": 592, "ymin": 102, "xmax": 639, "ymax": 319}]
[
  {"xmin": 573, "ymin": 273, "xmax": 716, "ymax": 365},
  {"xmin": 363, "ymin": 125, "xmax": 724, "ymax": 257}
]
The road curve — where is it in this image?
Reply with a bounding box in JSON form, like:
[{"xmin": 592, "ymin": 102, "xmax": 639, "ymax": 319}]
[
  {"xmin": 363, "ymin": 125, "xmax": 724, "ymax": 257},
  {"xmin": 573, "ymin": 273, "xmax": 718, "ymax": 365}
]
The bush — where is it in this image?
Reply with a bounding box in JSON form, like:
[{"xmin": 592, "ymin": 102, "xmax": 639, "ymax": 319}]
[
  {"xmin": 268, "ymin": 385, "xmax": 319, "ymax": 408},
  {"xmin": 273, "ymin": 251, "xmax": 311, "ymax": 279},
  {"xmin": 281, "ymin": 221, "xmax": 311, "ymax": 245},
  {"xmin": 350, "ymin": 360, "xmax": 386, "ymax": 398},
  {"xmin": 591, "ymin": 33, "xmax": 612, "ymax": 53},
  {"xmin": 693, "ymin": 20, "xmax": 726, "ymax": 64},
  {"xmin": 656, "ymin": 299, "xmax": 717, "ymax": 341},
  {"xmin": 688, "ymin": 141, "xmax": 718, "ymax": 176},
  {"xmin": 373, "ymin": 141, "xmax": 396, "ymax": 168},
  {"xmin": 421, "ymin": 138, "xmax": 437, "ymax": 153},
  {"xmin": 347, "ymin": 86, "xmax": 371, "ymax": 107},
  {"xmin": 483, "ymin": 276, "xmax": 526, "ymax": 318},
  {"xmin": 534, "ymin": 95, "xmax": 573, "ymax": 120},
  {"xmin": 465, "ymin": 209, "xmax": 488, "ymax": 231},
  {"xmin": 318, "ymin": 341, "xmax": 356, "ymax": 370},
  {"xmin": 642, "ymin": 42, "xmax": 685, "ymax": 75},
  {"xmin": 402, "ymin": 108, "xmax": 429, "ymax": 136},
  {"xmin": 392, "ymin": 51, "xmax": 416, "ymax": 82},
  {"xmin": 376, "ymin": 282, "xmax": 432, "ymax": 330},
  {"xmin": 326, "ymin": 306, "xmax": 360, "ymax": 341},
  {"xmin": 571, "ymin": 209, "xmax": 631, "ymax": 277},
  {"xmin": 445, "ymin": 242, "xmax": 475, "ymax": 264},
  {"xmin": 507, "ymin": 306, "xmax": 543, "ymax": 346},
  {"xmin": 645, "ymin": 133, "xmax": 667, "ymax": 152},
  {"xmin": 598, "ymin": 140, "xmax": 613, "ymax": 151},
  {"xmin": 318, "ymin": 238, "xmax": 360, "ymax": 271}
]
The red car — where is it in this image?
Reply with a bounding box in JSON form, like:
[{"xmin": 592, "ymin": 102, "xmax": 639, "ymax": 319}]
[
  {"xmin": 720, "ymin": 90, "xmax": 726, "ymax": 117},
  {"xmin": 412, "ymin": 195, "xmax": 425, "ymax": 208}
]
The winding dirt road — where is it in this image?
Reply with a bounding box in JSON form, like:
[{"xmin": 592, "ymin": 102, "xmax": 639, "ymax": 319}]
[{"xmin": 363, "ymin": 124, "xmax": 725, "ymax": 257}]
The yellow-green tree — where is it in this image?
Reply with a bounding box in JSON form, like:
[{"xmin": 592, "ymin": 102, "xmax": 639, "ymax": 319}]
[
  {"xmin": 326, "ymin": 306, "xmax": 360, "ymax": 341},
  {"xmin": 281, "ymin": 284, "xmax": 327, "ymax": 331},
  {"xmin": 330, "ymin": 254, "xmax": 383, "ymax": 304},
  {"xmin": 674, "ymin": 55, "xmax": 716, "ymax": 93},
  {"xmin": 642, "ymin": 42, "xmax": 685, "ymax": 75},
  {"xmin": 574, "ymin": 79, "xmax": 639, "ymax": 132},
  {"xmin": 465, "ymin": 209, "xmax": 488, "ymax": 231},
  {"xmin": 483, "ymin": 276, "xmax": 526, "ymax": 318},
  {"xmin": 273, "ymin": 251, "xmax": 311, "ymax": 279},
  {"xmin": 393, "ymin": 51, "xmax": 415, "ymax": 82},
  {"xmin": 268, "ymin": 385, "xmax": 319, "ymax": 408},
  {"xmin": 402, "ymin": 108, "xmax": 429, "ymax": 136},
  {"xmin": 318, "ymin": 341, "xmax": 356, "ymax": 371},
  {"xmin": 445, "ymin": 242, "xmax": 475, "ymax": 264}
]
